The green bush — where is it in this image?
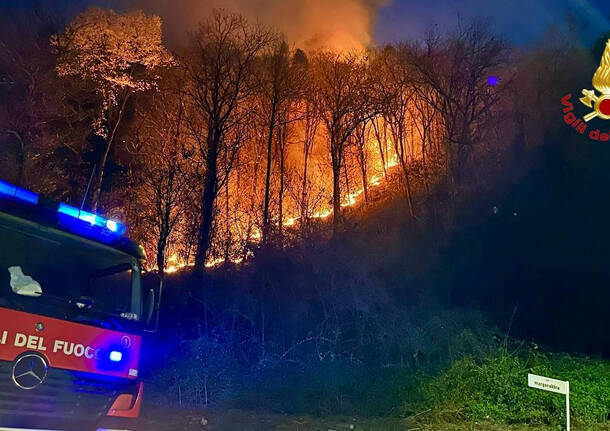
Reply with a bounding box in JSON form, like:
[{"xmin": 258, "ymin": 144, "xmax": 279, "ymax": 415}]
[{"xmin": 420, "ymin": 351, "xmax": 610, "ymax": 427}]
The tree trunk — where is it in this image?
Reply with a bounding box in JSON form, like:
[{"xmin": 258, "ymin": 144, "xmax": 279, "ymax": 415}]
[
  {"xmin": 391, "ymin": 122, "xmax": 415, "ymax": 219},
  {"xmin": 421, "ymin": 121, "xmax": 430, "ymax": 194},
  {"xmin": 400, "ymin": 157, "xmax": 415, "ymax": 219},
  {"xmin": 331, "ymin": 138, "xmax": 342, "ymax": 236},
  {"xmin": 301, "ymin": 137, "xmax": 310, "ymax": 222},
  {"xmin": 343, "ymin": 153, "xmax": 351, "ymax": 200},
  {"xmin": 224, "ymin": 164, "xmax": 231, "ymax": 263},
  {"xmin": 194, "ymin": 127, "xmax": 220, "ymax": 272},
  {"xmin": 88, "ymin": 93, "xmax": 130, "ymax": 211},
  {"xmin": 156, "ymin": 234, "xmax": 167, "ymax": 274},
  {"xmin": 371, "ymin": 119, "xmax": 387, "ymax": 179},
  {"xmin": 262, "ymin": 105, "xmax": 277, "ymax": 245},
  {"xmin": 301, "ymin": 109, "xmax": 317, "ymax": 225},
  {"xmin": 245, "ymin": 147, "xmax": 261, "ymax": 259},
  {"xmin": 156, "ymin": 188, "xmax": 172, "ymax": 273},
  {"xmin": 277, "ymin": 124, "xmax": 286, "ymax": 244},
  {"xmin": 155, "ymin": 105, "xmax": 182, "ymax": 274},
  {"xmin": 88, "ymin": 139, "xmax": 111, "ymax": 212},
  {"xmin": 358, "ymin": 142, "xmax": 369, "ymax": 204}
]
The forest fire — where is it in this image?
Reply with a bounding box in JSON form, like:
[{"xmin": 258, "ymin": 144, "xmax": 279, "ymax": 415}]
[
  {"xmin": 0, "ymin": 5, "xmax": 499, "ymax": 275},
  {"xmin": 163, "ymin": 145, "xmax": 402, "ymax": 271},
  {"xmin": 188, "ymin": 134, "xmax": 411, "ymax": 271}
]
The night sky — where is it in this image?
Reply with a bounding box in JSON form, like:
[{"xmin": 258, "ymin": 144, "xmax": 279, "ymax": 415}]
[
  {"xmin": 3, "ymin": 0, "xmax": 610, "ymax": 47},
  {"xmin": 376, "ymin": 0, "xmax": 610, "ymax": 45}
]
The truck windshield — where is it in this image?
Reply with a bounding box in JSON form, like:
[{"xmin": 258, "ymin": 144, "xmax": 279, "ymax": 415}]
[{"xmin": 0, "ymin": 212, "xmax": 142, "ymax": 331}]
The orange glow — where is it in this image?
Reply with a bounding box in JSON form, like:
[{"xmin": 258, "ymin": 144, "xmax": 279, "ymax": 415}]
[{"xmin": 152, "ymin": 111, "xmax": 440, "ymax": 271}]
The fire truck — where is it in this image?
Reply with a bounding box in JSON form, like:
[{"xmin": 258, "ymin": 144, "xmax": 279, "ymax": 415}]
[{"xmin": 0, "ymin": 179, "xmax": 161, "ymax": 431}]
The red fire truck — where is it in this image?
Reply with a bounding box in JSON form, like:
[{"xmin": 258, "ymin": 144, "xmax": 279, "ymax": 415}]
[{"xmin": 0, "ymin": 179, "xmax": 161, "ymax": 431}]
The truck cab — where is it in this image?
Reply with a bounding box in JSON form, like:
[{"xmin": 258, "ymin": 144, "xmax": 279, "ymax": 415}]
[{"xmin": 0, "ymin": 179, "xmax": 160, "ymax": 431}]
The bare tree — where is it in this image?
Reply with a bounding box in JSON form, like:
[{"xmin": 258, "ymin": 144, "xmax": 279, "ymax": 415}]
[
  {"xmin": 130, "ymin": 69, "xmax": 190, "ymax": 274},
  {"xmin": 374, "ymin": 47, "xmax": 417, "ymax": 217},
  {"xmin": 257, "ymin": 40, "xmax": 298, "ymax": 245},
  {"xmin": 183, "ymin": 10, "xmax": 274, "ymax": 271},
  {"xmin": 370, "ymin": 117, "xmax": 389, "ymax": 180},
  {"xmin": 352, "ymin": 120, "xmax": 371, "ymax": 204},
  {"xmin": 410, "ymin": 84, "xmax": 440, "ymax": 193},
  {"xmin": 291, "ymin": 49, "xmax": 321, "ymax": 228},
  {"xmin": 312, "ymin": 52, "xmax": 378, "ymax": 235},
  {"xmin": 407, "ymin": 22, "xmax": 505, "ymax": 192},
  {"xmin": 275, "ymin": 109, "xmax": 296, "ymax": 243}
]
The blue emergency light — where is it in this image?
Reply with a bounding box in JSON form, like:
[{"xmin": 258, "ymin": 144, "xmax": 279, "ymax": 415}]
[
  {"xmin": 57, "ymin": 203, "xmax": 126, "ymax": 235},
  {"xmin": 0, "ymin": 178, "xmax": 126, "ymax": 236},
  {"xmin": 0, "ymin": 179, "xmax": 39, "ymax": 205},
  {"xmin": 109, "ymin": 350, "xmax": 123, "ymax": 362}
]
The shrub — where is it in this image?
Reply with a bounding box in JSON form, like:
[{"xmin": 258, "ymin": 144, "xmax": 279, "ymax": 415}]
[
  {"xmin": 420, "ymin": 351, "xmax": 610, "ymax": 427},
  {"xmin": 148, "ymin": 336, "xmax": 242, "ymax": 407}
]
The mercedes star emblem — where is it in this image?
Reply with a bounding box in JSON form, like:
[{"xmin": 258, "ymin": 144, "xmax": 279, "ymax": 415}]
[{"xmin": 12, "ymin": 353, "xmax": 48, "ymax": 390}]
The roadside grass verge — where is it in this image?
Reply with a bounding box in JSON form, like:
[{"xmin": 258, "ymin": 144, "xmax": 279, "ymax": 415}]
[{"xmin": 411, "ymin": 350, "xmax": 610, "ymax": 430}]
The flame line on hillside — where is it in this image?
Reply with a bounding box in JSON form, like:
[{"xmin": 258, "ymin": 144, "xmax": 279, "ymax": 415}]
[{"xmin": 162, "ymin": 154, "xmax": 400, "ymax": 272}]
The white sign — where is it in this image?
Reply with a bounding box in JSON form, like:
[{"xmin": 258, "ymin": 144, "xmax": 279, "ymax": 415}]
[
  {"xmin": 528, "ymin": 373, "xmax": 570, "ymax": 431},
  {"xmin": 528, "ymin": 373, "xmax": 568, "ymax": 394}
]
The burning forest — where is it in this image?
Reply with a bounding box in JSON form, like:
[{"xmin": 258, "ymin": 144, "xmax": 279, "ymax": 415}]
[{"xmin": 0, "ymin": 5, "xmax": 509, "ymax": 274}]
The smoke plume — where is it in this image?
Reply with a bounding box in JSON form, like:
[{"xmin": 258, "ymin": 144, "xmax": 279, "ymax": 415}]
[{"xmin": 129, "ymin": 0, "xmax": 389, "ymax": 51}]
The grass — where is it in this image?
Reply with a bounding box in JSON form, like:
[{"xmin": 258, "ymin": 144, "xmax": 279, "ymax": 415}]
[
  {"xmin": 411, "ymin": 350, "xmax": 610, "ymax": 431},
  {"xmin": 406, "ymin": 419, "xmax": 610, "ymax": 431},
  {"xmin": 146, "ymin": 342, "xmax": 610, "ymax": 430}
]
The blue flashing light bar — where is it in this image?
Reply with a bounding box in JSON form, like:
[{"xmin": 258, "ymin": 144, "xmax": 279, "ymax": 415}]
[
  {"xmin": 57, "ymin": 203, "xmax": 126, "ymax": 235},
  {"xmin": 0, "ymin": 178, "xmax": 127, "ymax": 237},
  {"xmin": 109, "ymin": 350, "xmax": 123, "ymax": 362},
  {"xmin": 0, "ymin": 179, "xmax": 39, "ymax": 205}
]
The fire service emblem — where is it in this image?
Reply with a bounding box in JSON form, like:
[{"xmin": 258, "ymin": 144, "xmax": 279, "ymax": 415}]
[
  {"xmin": 562, "ymin": 39, "xmax": 610, "ymax": 141},
  {"xmin": 12, "ymin": 352, "xmax": 48, "ymax": 390}
]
